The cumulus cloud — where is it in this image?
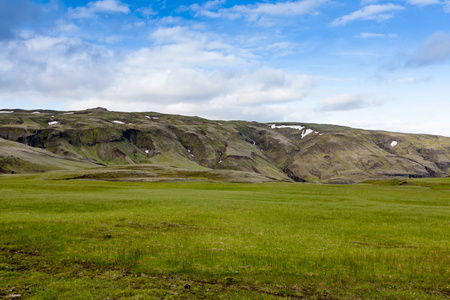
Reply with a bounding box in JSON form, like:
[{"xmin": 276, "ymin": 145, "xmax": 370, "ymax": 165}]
[
  {"xmin": 186, "ymin": 0, "xmax": 328, "ymax": 22},
  {"xmin": 67, "ymin": 66, "xmax": 313, "ymax": 121},
  {"xmin": 406, "ymin": 31, "xmax": 450, "ymax": 67},
  {"xmin": 89, "ymin": 41, "xmax": 312, "ymax": 106},
  {"xmin": 318, "ymin": 94, "xmax": 383, "ymax": 111},
  {"xmin": 331, "ymin": 4, "xmax": 404, "ymax": 26},
  {"xmin": 0, "ymin": 36, "xmax": 115, "ymax": 100},
  {"xmin": 209, "ymin": 70, "xmax": 313, "ymax": 105},
  {"xmin": 98, "ymin": 27, "xmax": 313, "ymax": 106},
  {"xmin": 0, "ymin": 25, "xmax": 313, "ymax": 120},
  {"xmin": 68, "ymin": 0, "xmax": 130, "ymax": 19},
  {"xmin": 69, "ymin": 67, "xmax": 313, "ymax": 120},
  {"xmin": 143, "ymin": 27, "xmax": 244, "ymax": 69}
]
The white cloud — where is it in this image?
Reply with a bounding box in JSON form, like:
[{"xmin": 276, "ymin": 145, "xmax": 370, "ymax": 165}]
[
  {"xmin": 357, "ymin": 32, "xmax": 398, "ymax": 38},
  {"xmin": 332, "ymin": 119, "xmax": 450, "ymax": 136},
  {"xmin": 405, "ymin": 0, "xmax": 450, "ymax": 13},
  {"xmin": 68, "ymin": 98, "xmax": 306, "ymax": 122},
  {"xmin": 404, "ymin": 0, "xmax": 450, "ymax": 13},
  {"xmin": 331, "ymin": 4, "xmax": 404, "ymax": 26},
  {"xmin": 157, "ymin": 16, "xmax": 185, "ymax": 25},
  {"xmin": 332, "ymin": 50, "xmax": 380, "ymax": 57},
  {"xmin": 363, "ymin": 0, "xmax": 441, "ymax": 7},
  {"xmin": 145, "ymin": 27, "xmax": 244, "ymax": 68},
  {"xmin": 203, "ymin": 0, "xmax": 227, "ymax": 10},
  {"xmin": 99, "ymin": 36, "xmax": 121, "ymax": 43},
  {"xmin": 386, "ymin": 75, "xmax": 431, "ymax": 83},
  {"xmin": 151, "ymin": 26, "xmax": 206, "ymax": 45},
  {"xmin": 444, "ymin": 0, "xmax": 450, "ymax": 12},
  {"xmin": 137, "ymin": 6, "xmax": 158, "ymax": 17},
  {"xmin": 209, "ymin": 69, "xmax": 313, "ymax": 105},
  {"xmin": 71, "ymin": 68, "xmax": 312, "ymax": 110},
  {"xmin": 318, "ymin": 94, "xmax": 383, "ymax": 111},
  {"xmin": 0, "ymin": 27, "xmax": 314, "ymax": 121},
  {"xmin": 0, "ymin": 36, "xmax": 114, "ymax": 100},
  {"xmin": 405, "ymin": 0, "xmax": 440, "ymax": 6},
  {"xmin": 187, "ymin": 0, "xmax": 328, "ymax": 22},
  {"xmin": 358, "ymin": 32, "xmax": 385, "ymax": 38},
  {"xmin": 264, "ymin": 42, "xmax": 298, "ymax": 57},
  {"xmin": 360, "ymin": 0, "xmax": 380, "ymax": 4},
  {"xmin": 406, "ymin": 31, "xmax": 450, "ymax": 67},
  {"xmin": 185, "ymin": 0, "xmax": 226, "ymax": 17},
  {"xmin": 239, "ymin": 0, "xmax": 327, "ymax": 16},
  {"xmin": 68, "ymin": 0, "xmax": 130, "ymax": 19},
  {"xmin": 118, "ymin": 27, "xmax": 313, "ymax": 106},
  {"xmin": 53, "ymin": 20, "xmax": 78, "ymax": 33}
]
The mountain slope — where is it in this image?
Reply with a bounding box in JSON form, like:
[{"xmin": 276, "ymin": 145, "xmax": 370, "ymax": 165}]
[{"xmin": 1, "ymin": 108, "xmax": 449, "ymax": 183}]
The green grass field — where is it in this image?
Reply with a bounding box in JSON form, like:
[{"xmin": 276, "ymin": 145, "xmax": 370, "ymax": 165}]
[{"xmin": 0, "ymin": 174, "xmax": 449, "ymax": 299}]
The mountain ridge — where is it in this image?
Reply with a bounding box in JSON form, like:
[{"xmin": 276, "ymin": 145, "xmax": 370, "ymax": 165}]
[{"xmin": 1, "ymin": 108, "xmax": 449, "ymax": 183}]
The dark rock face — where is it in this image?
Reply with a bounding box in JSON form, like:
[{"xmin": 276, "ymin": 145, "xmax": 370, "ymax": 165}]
[
  {"xmin": 124, "ymin": 129, "xmax": 155, "ymax": 150},
  {"xmin": 0, "ymin": 109, "xmax": 449, "ymax": 183}
]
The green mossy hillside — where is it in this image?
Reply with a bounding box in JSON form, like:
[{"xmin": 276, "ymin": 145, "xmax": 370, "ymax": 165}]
[{"xmin": 0, "ymin": 109, "xmax": 449, "ymax": 183}]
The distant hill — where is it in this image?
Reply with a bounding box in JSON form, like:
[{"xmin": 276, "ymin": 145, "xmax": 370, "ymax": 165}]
[{"xmin": 1, "ymin": 108, "xmax": 449, "ymax": 183}]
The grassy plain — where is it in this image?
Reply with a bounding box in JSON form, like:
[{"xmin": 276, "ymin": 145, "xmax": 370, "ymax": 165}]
[{"xmin": 0, "ymin": 173, "xmax": 449, "ymax": 299}]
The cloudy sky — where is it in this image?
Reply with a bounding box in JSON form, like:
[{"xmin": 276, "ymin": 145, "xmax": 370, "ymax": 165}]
[{"xmin": 1, "ymin": 0, "xmax": 449, "ymax": 136}]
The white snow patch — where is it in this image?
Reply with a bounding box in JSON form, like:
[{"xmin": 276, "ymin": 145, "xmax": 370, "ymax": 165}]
[
  {"xmin": 152, "ymin": 117, "xmax": 159, "ymax": 120},
  {"xmin": 145, "ymin": 115, "xmax": 151, "ymax": 119},
  {"xmin": 145, "ymin": 149, "xmax": 149, "ymax": 154},
  {"xmin": 218, "ymin": 123, "xmax": 223, "ymax": 126},
  {"xmin": 32, "ymin": 111, "xmax": 40, "ymax": 114},
  {"xmin": 270, "ymin": 124, "xmax": 322, "ymax": 139},
  {"xmin": 48, "ymin": 121, "xmax": 59, "ymax": 125},
  {"xmin": 301, "ymin": 129, "xmax": 314, "ymax": 139},
  {"xmin": 63, "ymin": 112, "xmax": 74, "ymax": 115},
  {"xmin": 391, "ymin": 141, "xmax": 398, "ymax": 147},
  {"xmin": 270, "ymin": 124, "xmax": 305, "ymax": 131},
  {"xmin": 51, "ymin": 115, "xmax": 54, "ymax": 118},
  {"xmin": 219, "ymin": 160, "xmax": 222, "ymax": 164},
  {"xmin": 187, "ymin": 149, "xmax": 191, "ymax": 153},
  {"xmin": 0, "ymin": 111, "xmax": 14, "ymax": 114},
  {"xmin": 112, "ymin": 120, "xmax": 125, "ymax": 125}
]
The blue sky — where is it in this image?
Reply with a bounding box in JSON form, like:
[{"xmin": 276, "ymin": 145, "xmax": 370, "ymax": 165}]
[{"xmin": 1, "ymin": 0, "xmax": 449, "ymax": 136}]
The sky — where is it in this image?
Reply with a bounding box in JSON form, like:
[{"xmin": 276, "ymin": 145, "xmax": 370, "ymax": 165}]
[{"xmin": 0, "ymin": 0, "xmax": 449, "ymax": 136}]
